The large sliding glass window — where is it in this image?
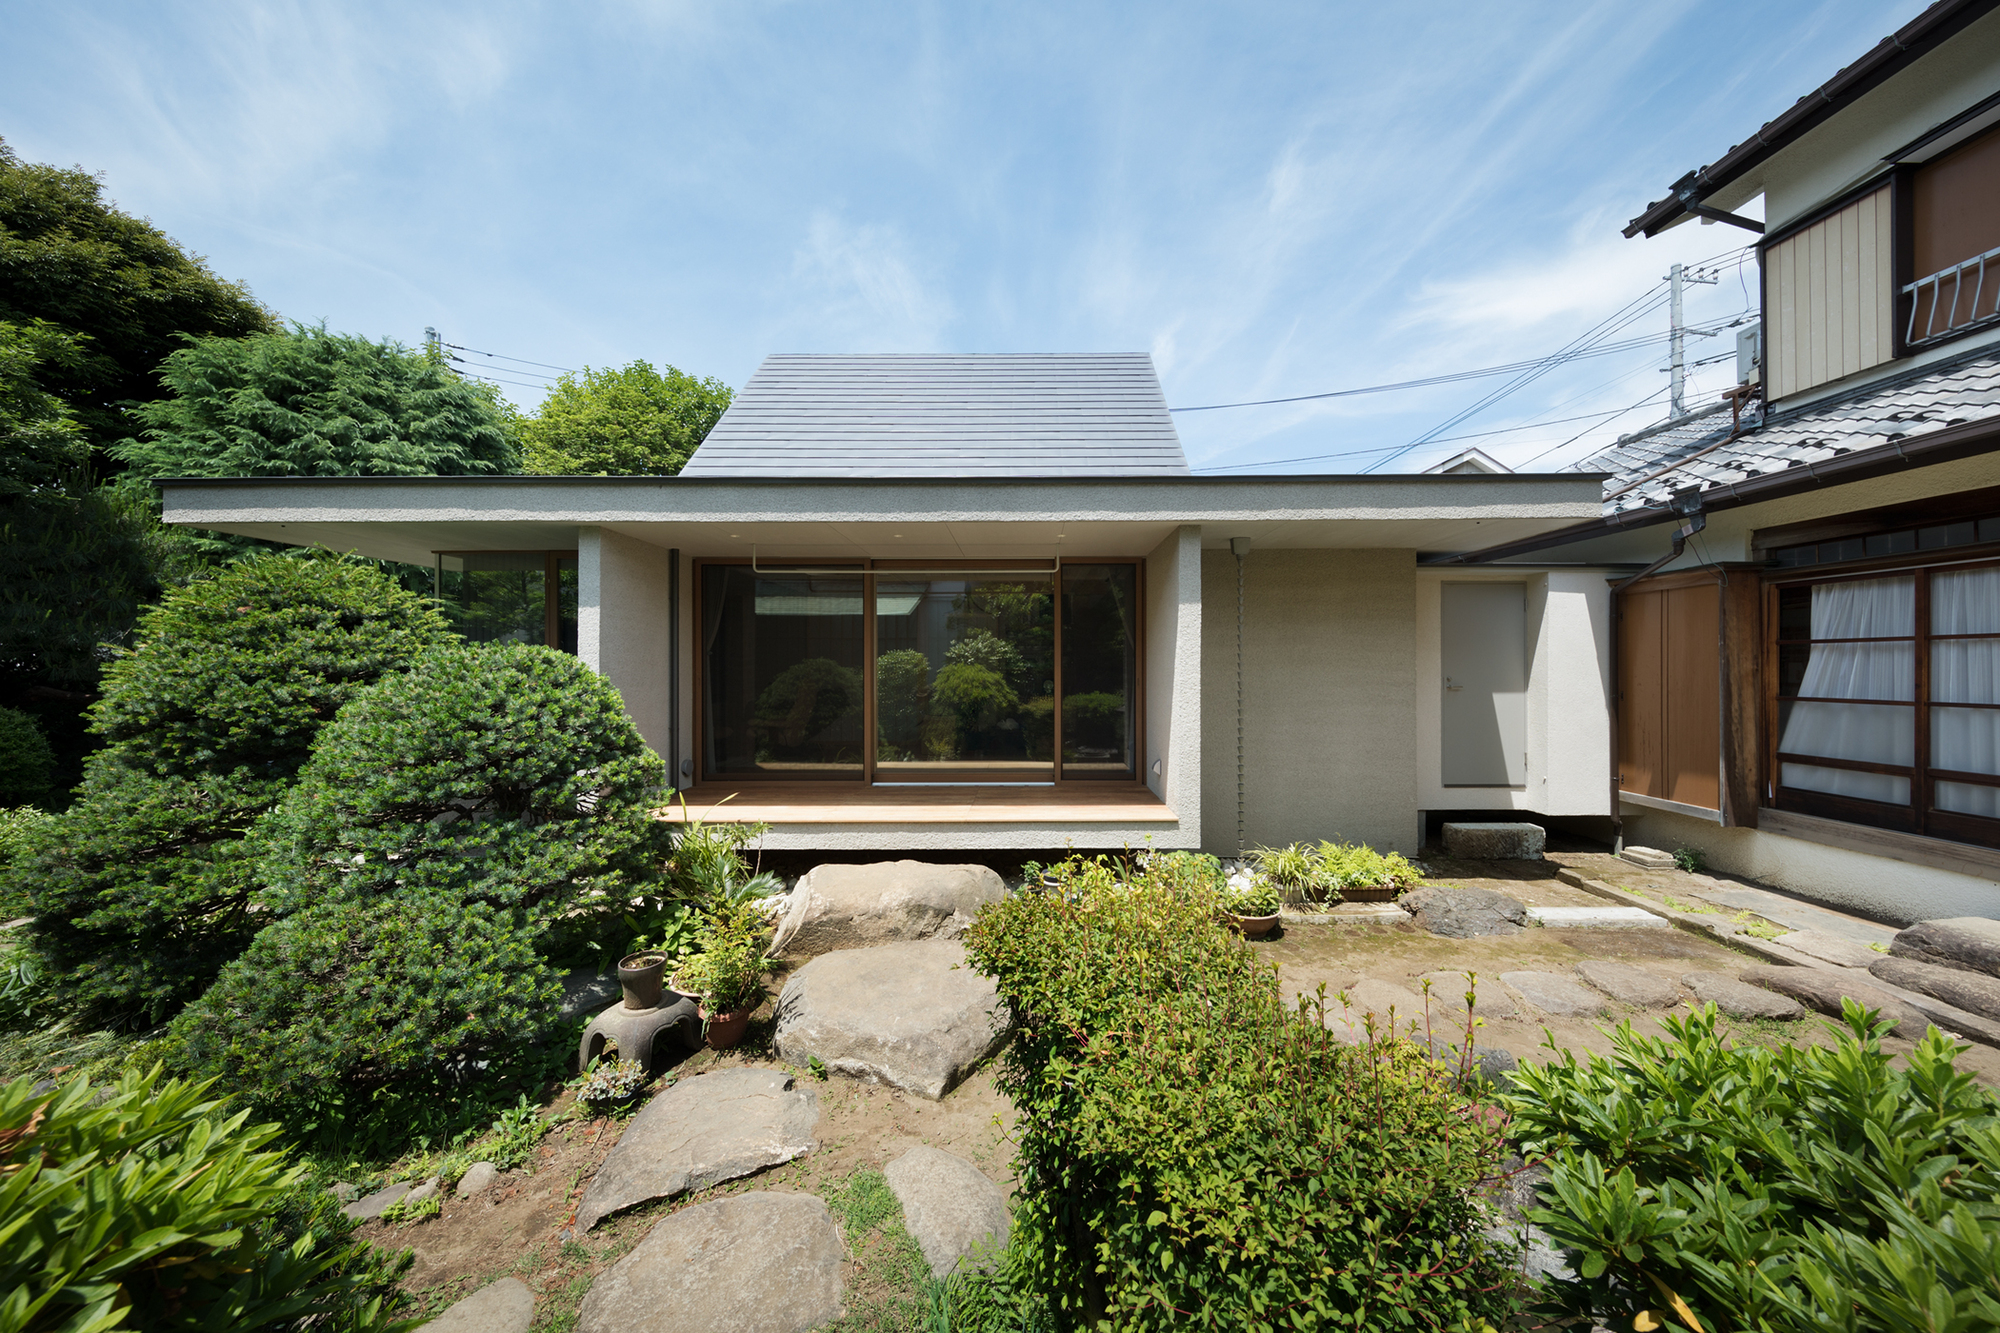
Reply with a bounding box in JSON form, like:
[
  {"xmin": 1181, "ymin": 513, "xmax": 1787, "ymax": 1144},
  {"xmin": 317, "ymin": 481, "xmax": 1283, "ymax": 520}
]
[
  {"xmin": 696, "ymin": 560, "xmax": 1140, "ymax": 784},
  {"xmin": 875, "ymin": 574, "xmax": 1055, "ymax": 781},
  {"xmin": 701, "ymin": 566, "xmax": 866, "ymax": 777}
]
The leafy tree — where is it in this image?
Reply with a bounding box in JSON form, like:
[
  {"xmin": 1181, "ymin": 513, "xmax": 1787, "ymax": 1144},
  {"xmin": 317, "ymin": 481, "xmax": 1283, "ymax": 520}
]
[
  {"xmin": 0, "ymin": 706, "xmax": 55, "ymax": 806},
  {"xmin": 173, "ymin": 642, "xmax": 673, "ymax": 1103},
  {"xmin": 114, "ymin": 324, "xmax": 520, "ymax": 480},
  {"xmin": 520, "ymin": 359, "xmax": 730, "ymax": 475},
  {"xmin": 0, "ymin": 138, "xmax": 276, "ymax": 461},
  {"xmin": 10, "ymin": 553, "xmax": 451, "ymax": 1019}
]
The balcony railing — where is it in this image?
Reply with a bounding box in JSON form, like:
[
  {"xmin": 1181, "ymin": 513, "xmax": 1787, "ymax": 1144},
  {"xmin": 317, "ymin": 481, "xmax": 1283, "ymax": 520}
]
[{"xmin": 1905, "ymin": 244, "xmax": 2000, "ymax": 347}]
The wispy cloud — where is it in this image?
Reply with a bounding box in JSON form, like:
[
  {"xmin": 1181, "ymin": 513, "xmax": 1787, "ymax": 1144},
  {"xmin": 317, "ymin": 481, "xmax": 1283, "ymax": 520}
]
[{"xmin": 777, "ymin": 210, "xmax": 954, "ymax": 351}]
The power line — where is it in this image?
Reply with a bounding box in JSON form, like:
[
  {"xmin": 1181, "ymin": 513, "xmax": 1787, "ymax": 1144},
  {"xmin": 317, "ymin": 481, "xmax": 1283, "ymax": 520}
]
[
  {"xmin": 1516, "ymin": 382, "xmax": 1676, "ymax": 470},
  {"xmin": 444, "ymin": 342, "xmax": 576, "ymax": 374},
  {"xmin": 458, "ymin": 368, "xmax": 552, "ymax": 392},
  {"xmin": 1193, "ymin": 405, "xmax": 1645, "ymax": 472},
  {"xmin": 448, "ymin": 353, "xmax": 561, "ymax": 383}
]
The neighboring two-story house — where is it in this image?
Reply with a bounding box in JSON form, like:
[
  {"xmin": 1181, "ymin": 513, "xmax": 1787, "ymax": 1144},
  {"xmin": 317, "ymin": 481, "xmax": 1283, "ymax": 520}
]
[{"xmin": 1438, "ymin": 0, "xmax": 2000, "ymax": 922}]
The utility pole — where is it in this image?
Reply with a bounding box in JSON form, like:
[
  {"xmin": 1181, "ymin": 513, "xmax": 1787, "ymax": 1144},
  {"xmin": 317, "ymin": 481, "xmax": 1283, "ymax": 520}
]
[
  {"xmin": 425, "ymin": 327, "xmax": 441, "ymax": 364},
  {"xmin": 1667, "ymin": 263, "xmax": 1718, "ymax": 419}
]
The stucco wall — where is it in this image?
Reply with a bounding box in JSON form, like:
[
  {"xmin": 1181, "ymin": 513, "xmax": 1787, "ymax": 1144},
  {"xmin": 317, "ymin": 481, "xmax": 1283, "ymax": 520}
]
[
  {"xmin": 1201, "ymin": 548, "xmax": 1418, "ymax": 856},
  {"xmin": 1413, "ymin": 569, "xmax": 1614, "ymax": 815},
  {"xmin": 579, "ymin": 526, "xmax": 674, "ymax": 757},
  {"xmin": 1622, "ymin": 805, "xmax": 2000, "ymax": 926},
  {"xmin": 1144, "ymin": 525, "xmax": 1203, "ymax": 845}
]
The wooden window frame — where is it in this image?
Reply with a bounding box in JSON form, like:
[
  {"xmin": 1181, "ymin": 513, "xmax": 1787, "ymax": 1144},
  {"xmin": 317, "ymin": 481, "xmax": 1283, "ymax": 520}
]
[
  {"xmin": 431, "ymin": 549, "xmax": 578, "ymax": 650},
  {"xmin": 1764, "ymin": 551, "xmax": 2000, "ymax": 849},
  {"xmin": 691, "ymin": 556, "xmax": 1146, "ymax": 788}
]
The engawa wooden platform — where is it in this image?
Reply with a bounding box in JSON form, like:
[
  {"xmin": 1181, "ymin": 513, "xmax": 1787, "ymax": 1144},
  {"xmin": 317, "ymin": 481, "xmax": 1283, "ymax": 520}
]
[{"xmin": 659, "ymin": 782, "xmax": 1178, "ymax": 825}]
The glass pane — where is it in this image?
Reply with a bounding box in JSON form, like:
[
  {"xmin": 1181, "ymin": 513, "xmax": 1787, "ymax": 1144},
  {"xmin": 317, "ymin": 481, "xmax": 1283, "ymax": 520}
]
[
  {"xmin": 700, "ymin": 566, "xmax": 864, "ymax": 776},
  {"xmin": 1932, "ymin": 706, "xmax": 2000, "ymax": 777},
  {"xmin": 1808, "ymin": 574, "xmax": 1913, "ymax": 639},
  {"xmin": 1060, "ymin": 564, "xmax": 1137, "ymax": 778},
  {"xmin": 447, "ymin": 553, "xmax": 549, "ymax": 645},
  {"xmin": 874, "ymin": 576, "xmax": 1054, "ymax": 779},
  {"xmin": 1936, "ymin": 780, "xmax": 2000, "ymax": 818},
  {"xmin": 556, "ymin": 557, "xmax": 578, "ymax": 654},
  {"xmin": 1932, "ymin": 566, "xmax": 2000, "ymax": 636},
  {"xmin": 1781, "ymin": 763, "xmax": 1910, "ymax": 805},
  {"xmin": 1777, "ymin": 701, "xmax": 1913, "ymax": 766},
  {"xmin": 1933, "ymin": 638, "xmax": 2000, "ymax": 704}
]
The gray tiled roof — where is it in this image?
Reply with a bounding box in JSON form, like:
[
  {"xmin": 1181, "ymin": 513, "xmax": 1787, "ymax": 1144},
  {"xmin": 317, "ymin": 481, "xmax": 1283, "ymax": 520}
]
[
  {"xmin": 1576, "ymin": 343, "xmax": 2000, "ymax": 514},
  {"xmin": 679, "ymin": 353, "xmax": 1190, "ymax": 478}
]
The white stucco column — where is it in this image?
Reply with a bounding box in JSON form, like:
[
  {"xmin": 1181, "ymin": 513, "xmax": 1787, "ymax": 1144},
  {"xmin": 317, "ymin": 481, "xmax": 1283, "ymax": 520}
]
[
  {"xmin": 1145, "ymin": 524, "xmax": 1203, "ymax": 845},
  {"xmin": 577, "ymin": 526, "xmax": 674, "ymax": 757}
]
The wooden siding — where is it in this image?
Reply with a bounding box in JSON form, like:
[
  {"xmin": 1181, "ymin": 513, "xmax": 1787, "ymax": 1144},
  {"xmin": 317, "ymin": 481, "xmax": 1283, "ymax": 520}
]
[
  {"xmin": 1619, "ymin": 580, "xmax": 1722, "ymax": 812},
  {"xmin": 1766, "ymin": 187, "xmax": 1894, "ymax": 401}
]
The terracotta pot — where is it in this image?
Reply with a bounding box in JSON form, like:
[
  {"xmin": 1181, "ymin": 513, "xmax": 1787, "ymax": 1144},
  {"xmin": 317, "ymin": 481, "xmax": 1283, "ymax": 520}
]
[
  {"xmin": 1227, "ymin": 911, "xmax": 1280, "ymax": 939},
  {"xmin": 699, "ymin": 1004, "xmax": 752, "ymax": 1050},
  {"xmin": 1341, "ymin": 885, "xmax": 1402, "ymax": 903},
  {"xmin": 618, "ymin": 952, "xmax": 667, "ymax": 1010}
]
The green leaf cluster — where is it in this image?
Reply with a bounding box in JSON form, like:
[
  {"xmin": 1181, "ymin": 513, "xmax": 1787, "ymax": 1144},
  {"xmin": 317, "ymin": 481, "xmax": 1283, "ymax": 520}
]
[
  {"xmin": 1507, "ymin": 1002, "xmax": 2000, "ymax": 1332},
  {"xmin": 962, "ymin": 856, "xmax": 1518, "ymax": 1331},
  {"xmin": 0, "ymin": 1065, "xmax": 410, "ymax": 1333},
  {"xmin": 519, "ymin": 360, "xmax": 730, "ymax": 476},
  {"xmin": 1251, "ymin": 840, "xmax": 1423, "ymax": 906},
  {"xmin": 169, "ymin": 642, "xmax": 673, "ymax": 1105},
  {"xmin": 9, "ymin": 553, "xmax": 451, "ymax": 1018},
  {"xmin": 113, "ymin": 324, "xmax": 518, "ymax": 482}
]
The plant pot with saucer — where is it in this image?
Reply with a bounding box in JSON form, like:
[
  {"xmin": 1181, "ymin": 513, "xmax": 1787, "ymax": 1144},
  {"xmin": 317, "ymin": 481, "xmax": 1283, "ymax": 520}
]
[{"xmin": 1224, "ymin": 878, "xmax": 1283, "ymax": 939}]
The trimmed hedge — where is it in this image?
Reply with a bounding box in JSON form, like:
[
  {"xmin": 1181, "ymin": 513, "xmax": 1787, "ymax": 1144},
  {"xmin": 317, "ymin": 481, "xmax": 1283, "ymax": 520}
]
[
  {"xmin": 962, "ymin": 856, "xmax": 1517, "ymax": 1331},
  {"xmin": 11, "ymin": 553, "xmax": 450, "ymax": 1018},
  {"xmin": 173, "ymin": 642, "xmax": 670, "ymax": 1105},
  {"xmin": 1508, "ymin": 1003, "xmax": 2000, "ymax": 1332}
]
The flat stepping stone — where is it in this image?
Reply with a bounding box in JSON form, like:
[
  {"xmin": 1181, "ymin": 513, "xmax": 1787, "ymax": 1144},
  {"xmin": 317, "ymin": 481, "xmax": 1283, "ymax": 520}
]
[
  {"xmin": 1776, "ymin": 930, "xmax": 1883, "ymax": 969},
  {"xmin": 574, "ymin": 1068, "xmax": 818, "ymax": 1233},
  {"xmin": 1739, "ymin": 966, "xmax": 1928, "ymax": 1035},
  {"xmin": 577, "ymin": 1192, "xmax": 843, "ymax": 1333},
  {"xmin": 341, "ymin": 1182, "xmax": 410, "ymax": 1222},
  {"xmin": 1500, "ymin": 971, "xmax": 1606, "ymax": 1017},
  {"xmin": 456, "ymin": 1162, "xmax": 499, "ymax": 1198},
  {"xmin": 1682, "ymin": 971, "xmax": 1805, "ymax": 1020},
  {"xmin": 885, "ymin": 1146, "xmax": 1011, "ymax": 1278},
  {"xmin": 558, "ymin": 968, "xmax": 622, "ymax": 1023},
  {"xmin": 1527, "ymin": 905, "xmax": 1666, "ymax": 930},
  {"xmin": 1419, "ymin": 971, "xmax": 1520, "ymax": 1021},
  {"xmin": 774, "ymin": 940, "xmax": 1010, "ymax": 1099},
  {"xmin": 426, "ymin": 1276, "xmax": 533, "ymax": 1332},
  {"xmin": 773, "ymin": 861, "xmax": 1006, "ymax": 956},
  {"xmin": 1871, "ymin": 956, "xmax": 2000, "ymax": 1024},
  {"xmin": 1400, "ymin": 887, "xmax": 1526, "ymax": 938},
  {"xmin": 1890, "ymin": 918, "xmax": 2000, "ymax": 978},
  {"xmin": 1573, "ymin": 960, "xmax": 1682, "ymax": 1008}
]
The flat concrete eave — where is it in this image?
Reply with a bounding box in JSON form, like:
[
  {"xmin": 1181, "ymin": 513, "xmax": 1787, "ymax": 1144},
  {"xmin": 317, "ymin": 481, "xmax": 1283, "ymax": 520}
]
[{"xmin": 158, "ymin": 474, "xmax": 1608, "ymax": 565}]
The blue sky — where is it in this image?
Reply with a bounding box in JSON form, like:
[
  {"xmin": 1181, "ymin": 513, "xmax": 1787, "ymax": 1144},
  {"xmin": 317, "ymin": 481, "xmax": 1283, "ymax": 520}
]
[{"xmin": 0, "ymin": 0, "xmax": 1925, "ymax": 472}]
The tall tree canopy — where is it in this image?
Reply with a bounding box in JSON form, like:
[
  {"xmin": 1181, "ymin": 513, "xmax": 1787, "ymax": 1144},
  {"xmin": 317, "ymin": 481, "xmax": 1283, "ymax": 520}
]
[
  {"xmin": 520, "ymin": 359, "xmax": 730, "ymax": 475},
  {"xmin": 115, "ymin": 325, "xmax": 521, "ymax": 479},
  {"xmin": 0, "ymin": 138, "xmax": 276, "ymax": 463}
]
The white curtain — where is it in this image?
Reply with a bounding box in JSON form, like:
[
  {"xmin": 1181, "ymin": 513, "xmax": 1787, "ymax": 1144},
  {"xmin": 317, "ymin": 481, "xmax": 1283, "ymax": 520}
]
[
  {"xmin": 1779, "ymin": 576, "xmax": 1914, "ymax": 805},
  {"xmin": 1931, "ymin": 567, "xmax": 2000, "ymax": 817}
]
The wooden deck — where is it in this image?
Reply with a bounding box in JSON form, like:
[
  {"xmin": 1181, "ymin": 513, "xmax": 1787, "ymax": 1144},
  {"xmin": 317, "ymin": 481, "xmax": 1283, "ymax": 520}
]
[{"xmin": 661, "ymin": 782, "xmax": 1178, "ymax": 825}]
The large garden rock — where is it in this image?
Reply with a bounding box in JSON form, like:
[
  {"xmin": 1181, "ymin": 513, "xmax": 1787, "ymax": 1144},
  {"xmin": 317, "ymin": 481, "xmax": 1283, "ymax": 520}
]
[
  {"xmin": 1889, "ymin": 918, "xmax": 2000, "ymax": 978},
  {"xmin": 576, "ymin": 1192, "xmax": 843, "ymax": 1333},
  {"xmin": 772, "ymin": 860, "xmax": 1007, "ymax": 956},
  {"xmin": 1870, "ymin": 956, "xmax": 2000, "ymax": 1023},
  {"xmin": 574, "ymin": 1068, "xmax": 818, "ymax": 1233},
  {"xmin": 1401, "ymin": 887, "xmax": 1526, "ymax": 938},
  {"xmin": 1774, "ymin": 931, "xmax": 1882, "ymax": 969},
  {"xmin": 885, "ymin": 1146, "xmax": 1011, "ymax": 1278},
  {"xmin": 774, "ymin": 940, "xmax": 1010, "ymax": 1099},
  {"xmin": 557, "ymin": 968, "xmax": 621, "ymax": 1023},
  {"xmin": 1740, "ymin": 965, "xmax": 1928, "ymax": 1035},
  {"xmin": 1682, "ymin": 971, "xmax": 1805, "ymax": 1020},
  {"xmin": 341, "ymin": 1182, "xmax": 409, "ymax": 1222},
  {"xmin": 426, "ymin": 1277, "xmax": 533, "ymax": 1333},
  {"xmin": 1442, "ymin": 822, "xmax": 1546, "ymax": 859},
  {"xmin": 1573, "ymin": 960, "xmax": 1681, "ymax": 1008},
  {"xmin": 1500, "ymin": 971, "xmax": 1605, "ymax": 1017}
]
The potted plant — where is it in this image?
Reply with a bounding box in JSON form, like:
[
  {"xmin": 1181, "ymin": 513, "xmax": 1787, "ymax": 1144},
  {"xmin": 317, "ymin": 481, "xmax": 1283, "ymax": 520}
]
[
  {"xmin": 1225, "ymin": 876, "xmax": 1283, "ymax": 938},
  {"xmin": 617, "ymin": 951, "xmax": 667, "ymax": 1010},
  {"xmin": 674, "ymin": 903, "xmax": 766, "ymax": 1050}
]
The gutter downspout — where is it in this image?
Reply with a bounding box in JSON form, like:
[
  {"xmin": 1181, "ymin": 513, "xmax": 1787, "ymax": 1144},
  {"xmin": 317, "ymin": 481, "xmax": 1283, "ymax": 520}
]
[
  {"xmin": 1604, "ymin": 501, "xmax": 1708, "ymax": 854},
  {"xmin": 1231, "ymin": 536, "xmax": 1252, "ymax": 856},
  {"xmin": 668, "ymin": 548, "xmax": 681, "ymax": 793}
]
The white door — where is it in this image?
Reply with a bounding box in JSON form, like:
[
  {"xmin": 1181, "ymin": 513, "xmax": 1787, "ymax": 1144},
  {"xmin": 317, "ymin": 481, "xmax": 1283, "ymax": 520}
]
[{"xmin": 1441, "ymin": 583, "xmax": 1527, "ymax": 786}]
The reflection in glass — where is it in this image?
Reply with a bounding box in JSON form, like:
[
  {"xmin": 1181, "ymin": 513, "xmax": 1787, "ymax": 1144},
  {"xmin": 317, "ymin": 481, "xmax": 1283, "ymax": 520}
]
[
  {"xmin": 1061, "ymin": 564, "xmax": 1137, "ymax": 777},
  {"xmin": 874, "ymin": 576, "xmax": 1054, "ymax": 778},
  {"xmin": 701, "ymin": 566, "xmax": 864, "ymax": 775},
  {"xmin": 443, "ymin": 553, "xmax": 555, "ymax": 647}
]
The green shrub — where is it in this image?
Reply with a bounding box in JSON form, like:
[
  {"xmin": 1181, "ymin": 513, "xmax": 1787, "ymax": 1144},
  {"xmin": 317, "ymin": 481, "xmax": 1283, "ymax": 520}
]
[
  {"xmin": 1506, "ymin": 1002, "xmax": 2000, "ymax": 1332},
  {"xmin": 172, "ymin": 642, "xmax": 670, "ymax": 1107},
  {"xmin": 963, "ymin": 857, "xmax": 1517, "ymax": 1331},
  {"xmin": 0, "ymin": 804, "xmax": 52, "ymax": 869},
  {"xmin": 1251, "ymin": 840, "xmax": 1422, "ymax": 905},
  {"xmin": 0, "ymin": 1066, "xmax": 409, "ymax": 1332},
  {"xmin": 0, "ymin": 707, "xmax": 55, "ymax": 807},
  {"xmin": 9, "ymin": 552, "xmax": 450, "ymax": 1019}
]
